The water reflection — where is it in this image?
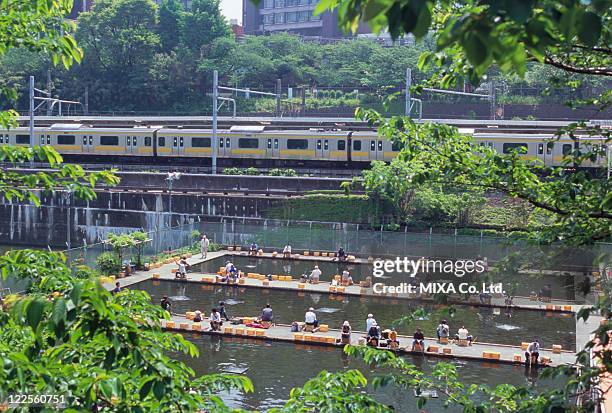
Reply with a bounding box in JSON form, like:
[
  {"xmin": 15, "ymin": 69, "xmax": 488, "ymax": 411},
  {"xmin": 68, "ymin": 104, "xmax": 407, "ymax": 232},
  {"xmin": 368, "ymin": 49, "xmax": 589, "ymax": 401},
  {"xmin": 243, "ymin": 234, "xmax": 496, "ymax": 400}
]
[{"xmin": 174, "ymin": 334, "xmax": 565, "ymax": 411}]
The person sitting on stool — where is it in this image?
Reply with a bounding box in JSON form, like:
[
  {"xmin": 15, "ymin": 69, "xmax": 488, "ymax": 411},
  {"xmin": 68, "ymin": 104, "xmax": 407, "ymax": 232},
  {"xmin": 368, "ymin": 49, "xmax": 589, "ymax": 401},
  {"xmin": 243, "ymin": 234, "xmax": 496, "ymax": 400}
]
[
  {"xmin": 412, "ymin": 328, "xmax": 425, "ymax": 351},
  {"xmin": 283, "ymin": 244, "xmax": 292, "ymax": 258},
  {"xmin": 367, "ymin": 321, "xmax": 381, "ymax": 347}
]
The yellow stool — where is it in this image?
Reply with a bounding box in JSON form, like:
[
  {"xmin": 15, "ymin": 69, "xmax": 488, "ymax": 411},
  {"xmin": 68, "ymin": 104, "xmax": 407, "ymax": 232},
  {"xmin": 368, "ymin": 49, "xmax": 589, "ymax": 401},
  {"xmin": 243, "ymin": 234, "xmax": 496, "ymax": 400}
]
[
  {"xmin": 263, "ymin": 280, "xmax": 270, "ymax": 286},
  {"xmin": 192, "ymin": 323, "xmax": 201, "ymax": 331},
  {"xmin": 223, "ymin": 326, "xmax": 234, "ymax": 334},
  {"xmin": 329, "ymin": 286, "xmax": 336, "ymax": 293},
  {"xmin": 255, "ymin": 329, "xmax": 265, "ymax": 337},
  {"xmin": 319, "ymin": 324, "xmax": 329, "ymax": 332},
  {"xmin": 314, "ymin": 252, "xmax": 320, "ymax": 256},
  {"xmin": 563, "ymin": 305, "xmax": 572, "ymax": 311},
  {"xmin": 166, "ymin": 321, "xmax": 175, "ymax": 328},
  {"xmin": 336, "ymin": 286, "xmax": 345, "ymax": 294},
  {"xmin": 238, "ymin": 278, "xmax": 245, "ymax": 284},
  {"xmin": 179, "ymin": 322, "xmax": 189, "ymax": 330},
  {"xmin": 294, "ymin": 333, "xmax": 305, "ymax": 341},
  {"xmin": 541, "ymin": 356, "xmax": 552, "ymax": 365},
  {"xmin": 152, "ymin": 273, "xmax": 160, "ymax": 279},
  {"xmin": 246, "ymin": 328, "xmax": 256, "ymax": 336},
  {"xmin": 521, "ymin": 342, "xmax": 529, "ymax": 350},
  {"xmin": 442, "ymin": 348, "xmax": 452, "ymax": 355},
  {"xmin": 552, "ymin": 345, "xmax": 562, "ymax": 354},
  {"xmin": 483, "ymin": 352, "xmax": 501, "ymax": 360},
  {"xmin": 427, "ymin": 345, "xmax": 439, "ymax": 353},
  {"xmin": 303, "ymin": 251, "xmax": 310, "ymax": 256},
  {"xmin": 186, "ymin": 312, "xmax": 196, "ymax": 320},
  {"xmin": 298, "ymin": 283, "xmax": 306, "ymax": 289},
  {"xmin": 235, "ymin": 327, "xmax": 245, "ymax": 335},
  {"xmin": 513, "ymin": 354, "xmax": 522, "ymax": 362},
  {"xmin": 439, "ymin": 337, "xmax": 449, "ymax": 344}
]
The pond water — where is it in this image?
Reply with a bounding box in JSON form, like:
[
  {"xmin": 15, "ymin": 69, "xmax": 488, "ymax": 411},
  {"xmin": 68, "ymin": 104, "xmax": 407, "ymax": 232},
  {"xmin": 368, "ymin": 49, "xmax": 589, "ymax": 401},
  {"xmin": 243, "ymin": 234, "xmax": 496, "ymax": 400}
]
[
  {"xmin": 175, "ymin": 333, "xmax": 566, "ymax": 411},
  {"xmin": 138, "ymin": 280, "xmax": 576, "ymax": 350},
  {"xmin": 198, "ymin": 256, "xmax": 584, "ymax": 302}
]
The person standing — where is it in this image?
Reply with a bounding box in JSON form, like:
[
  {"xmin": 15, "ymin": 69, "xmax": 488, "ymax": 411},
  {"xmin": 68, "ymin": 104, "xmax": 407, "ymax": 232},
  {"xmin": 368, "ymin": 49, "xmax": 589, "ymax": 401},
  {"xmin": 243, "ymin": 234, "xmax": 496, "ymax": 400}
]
[
  {"xmin": 366, "ymin": 314, "xmax": 376, "ymax": 332},
  {"xmin": 200, "ymin": 235, "xmax": 210, "ymax": 259},
  {"xmin": 218, "ymin": 301, "xmax": 230, "ymax": 321},
  {"xmin": 436, "ymin": 320, "xmax": 449, "ymax": 342}
]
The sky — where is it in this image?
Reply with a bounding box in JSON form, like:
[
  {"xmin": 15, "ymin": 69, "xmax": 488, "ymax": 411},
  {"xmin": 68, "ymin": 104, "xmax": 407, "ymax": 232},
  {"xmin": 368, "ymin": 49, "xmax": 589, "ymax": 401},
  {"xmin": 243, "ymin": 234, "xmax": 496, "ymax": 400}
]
[{"xmin": 221, "ymin": 0, "xmax": 242, "ymax": 24}]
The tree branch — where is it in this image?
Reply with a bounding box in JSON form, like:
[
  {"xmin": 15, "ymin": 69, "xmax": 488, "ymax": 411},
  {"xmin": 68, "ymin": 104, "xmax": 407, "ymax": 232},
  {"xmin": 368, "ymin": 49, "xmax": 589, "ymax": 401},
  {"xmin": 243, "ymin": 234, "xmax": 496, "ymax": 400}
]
[{"xmin": 544, "ymin": 55, "xmax": 612, "ymax": 76}]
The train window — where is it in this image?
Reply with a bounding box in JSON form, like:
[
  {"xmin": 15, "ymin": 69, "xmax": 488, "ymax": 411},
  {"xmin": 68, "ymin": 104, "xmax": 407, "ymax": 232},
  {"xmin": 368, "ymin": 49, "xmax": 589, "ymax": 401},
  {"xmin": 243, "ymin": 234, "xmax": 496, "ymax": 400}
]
[
  {"xmin": 159, "ymin": 137, "xmax": 165, "ymax": 147},
  {"xmin": 89, "ymin": 136, "xmax": 93, "ymax": 145},
  {"xmin": 192, "ymin": 137, "xmax": 211, "ymax": 147},
  {"xmin": 324, "ymin": 140, "xmax": 328, "ymax": 150},
  {"xmin": 267, "ymin": 139, "xmax": 272, "ymax": 149},
  {"xmin": 353, "ymin": 140, "xmax": 361, "ymax": 151},
  {"xmin": 179, "ymin": 137, "xmax": 184, "ymax": 147},
  {"xmin": 83, "ymin": 136, "xmax": 87, "ymax": 145},
  {"xmin": 100, "ymin": 136, "xmax": 119, "ymax": 146},
  {"xmin": 126, "ymin": 136, "xmax": 131, "ymax": 146},
  {"xmin": 274, "ymin": 139, "xmax": 278, "ymax": 149},
  {"xmin": 16, "ymin": 134, "xmax": 30, "ymax": 144},
  {"xmin": 287, "ymin": 139, "xmax": 308, "ymax": 150},
  {"xmin": 370, "ymin": 141, "xmax": 375, "ymax": 151},
  {"xmin": 133, "ymin": 137, "xmax": 137, "ymax": 146},
  {"xmin": 47, "ymin": 135, "xmax": 50, "ymax": 144},
  {"xmin": 562, "ymin": 144, "xmax": 572, "ymax": 155},
  {"xmin": 537, "ymin": 143, "xmax": 544, "ymax": 155},
  {"xmin": 144, "ymin": 137, "xmax": 151, "ymax": 147},
  {"xmin": 0, "ymin": 135, "xmax": 4, "ymax": 143},
  {"xmin": 337, "ymin": 140, "xmax": 346, "ymax": 150},
  {"xmin": 502, "ymin": 143, "xmax": 528, "ymax": 154},
  {"xmin": 378, "ymin": 141, "xmax": 383, "ymax": 151},
  {"xmin": 173, "ymin": 137, "xmax": 178, "ymax": 147},
  {"xmin": 316, "ymin": 140, "xmax": 322, "ymax": 150},
  {"xmin": 546, "ymin": 142, "xmax": 553, "ymax": 154},
  {"xmin": 219, "ymin": 138, "xmax": 224, "ymax": 148},
  {"xmin": 226, "ymin": 138, "xmax": 230, "ymax": 148},
  {"xmin": 239, "ymin": 138, "xmax": 259, "ymax": 148},
  {"xmin": 40, "ymin": 136, "xmax": 45, "ymax": 144},
  {"xmin": 58, "ymin": 135, "xmax": 75, "ymax": 145},
  {"xmin": 392, "ymin": 140, "xmax": 403, "ymax": 151}
]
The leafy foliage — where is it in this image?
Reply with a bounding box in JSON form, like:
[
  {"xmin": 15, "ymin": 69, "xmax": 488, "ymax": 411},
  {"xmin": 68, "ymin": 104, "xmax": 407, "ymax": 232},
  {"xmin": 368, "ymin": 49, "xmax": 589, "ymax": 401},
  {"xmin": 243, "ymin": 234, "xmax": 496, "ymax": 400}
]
[{"xmin": 96, "ymin": 251, "xmax": 121, "ymax": 276}]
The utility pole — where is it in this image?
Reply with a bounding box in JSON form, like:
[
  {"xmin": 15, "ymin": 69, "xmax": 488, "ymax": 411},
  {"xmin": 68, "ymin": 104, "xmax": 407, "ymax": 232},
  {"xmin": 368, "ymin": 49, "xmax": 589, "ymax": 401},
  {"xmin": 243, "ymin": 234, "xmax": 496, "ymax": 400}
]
[
  {"xmin": 84, "ymin": 86, "xmax": 89, "ymax": 115},
  {"xmin": 46, "ymin": 70, "xmax": 52, "ymax": 115},
  {"xmin": 275, "ymin": 78, "xmax": 282, "ymax": 117},
  {"xmin": 212, "ymin": 70, "xmax": 218, "ymax": 174},
  {"xmin": 29, "ymin": 76, "xmax": 35, "ymax": 167},
  {"xmin": 405, "ymin": 68, "xmax": 412, "ymax": 117},
  {"xmin": 489, "ymin": 81, "xmax": 496, "ymax": 120}
]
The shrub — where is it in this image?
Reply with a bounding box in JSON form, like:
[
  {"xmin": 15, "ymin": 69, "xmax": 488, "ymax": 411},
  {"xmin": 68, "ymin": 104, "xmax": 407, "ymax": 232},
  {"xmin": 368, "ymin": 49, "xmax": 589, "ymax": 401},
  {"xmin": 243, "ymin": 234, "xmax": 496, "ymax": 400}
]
[
  {"xmin": 244, "ymin": 167, "xmax": 260, "ymax": 175},
  {"xmin": 97, "ymin": 252, "xmax": 120, "ymax": 276},
  {"xmin": 223, "ymin": 167, "xmax": 243, "ymax": 175}
]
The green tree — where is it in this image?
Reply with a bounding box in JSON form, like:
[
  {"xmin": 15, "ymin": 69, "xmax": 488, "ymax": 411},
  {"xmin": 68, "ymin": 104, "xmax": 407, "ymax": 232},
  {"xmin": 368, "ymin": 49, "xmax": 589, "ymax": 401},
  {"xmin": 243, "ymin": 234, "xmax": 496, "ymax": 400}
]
[
  {"xmin": 75, "ymin": 0, "xmax": 161, "ymax": 110},
  {"xmin": 158, "ymin": 0, "xmax": 183, "ymax": 53},
  {"xmin": 180, "ymin": 0, "xmax": 230, "ymax": 56}
]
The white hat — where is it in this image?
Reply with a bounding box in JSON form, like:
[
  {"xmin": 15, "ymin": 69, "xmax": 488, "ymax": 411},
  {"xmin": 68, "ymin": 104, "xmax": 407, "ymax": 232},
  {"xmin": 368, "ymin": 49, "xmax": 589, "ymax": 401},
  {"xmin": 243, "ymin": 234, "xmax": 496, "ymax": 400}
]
[
  {"xmin": 195, "ymin": 310, "xmax": 201, "ymax": 315},
  {"xmin": 309, "ymin": 307, "xmax": 314, "ymax": 311},
  {"xmin": 367, "ymin": 314, "xmax": 373, "ymax": 318},
  {"xmin": 314, "ymin": 265, "xmax": 319, "ymax": 269},
  {"xmin": 372, "ymin": 321, "xmax": 378, "ymax": 326},
  {"xmin": 343, "ymin": 321, "xmax": 350, "ymax": 326}
]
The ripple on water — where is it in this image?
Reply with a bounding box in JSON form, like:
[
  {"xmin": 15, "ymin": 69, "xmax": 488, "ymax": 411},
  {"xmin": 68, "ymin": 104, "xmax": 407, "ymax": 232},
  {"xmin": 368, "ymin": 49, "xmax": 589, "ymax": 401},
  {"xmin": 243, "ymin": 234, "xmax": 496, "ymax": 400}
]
[
  {"xmin": 169, "ymin": 295, "xmax": 190, "ymax": 301},
  {"xmin": 495, "ymin": 324, "xmax": 521, "ymax": 331}
]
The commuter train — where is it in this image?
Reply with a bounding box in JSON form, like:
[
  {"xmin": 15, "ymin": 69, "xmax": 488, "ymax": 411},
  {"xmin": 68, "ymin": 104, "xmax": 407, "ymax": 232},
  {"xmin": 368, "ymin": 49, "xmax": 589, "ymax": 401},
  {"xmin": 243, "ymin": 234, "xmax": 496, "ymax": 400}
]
[{"xmin": 0, "ymin": 123, "xmax": 608, "ymax": 169}]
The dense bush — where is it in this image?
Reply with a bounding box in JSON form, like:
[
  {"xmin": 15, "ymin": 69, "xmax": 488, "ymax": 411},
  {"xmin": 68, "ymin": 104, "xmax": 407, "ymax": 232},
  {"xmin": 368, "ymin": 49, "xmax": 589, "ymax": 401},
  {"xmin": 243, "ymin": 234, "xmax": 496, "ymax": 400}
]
[{"xmin": 96, "ymin": 251, "xmax": 120, "ymax": 276}]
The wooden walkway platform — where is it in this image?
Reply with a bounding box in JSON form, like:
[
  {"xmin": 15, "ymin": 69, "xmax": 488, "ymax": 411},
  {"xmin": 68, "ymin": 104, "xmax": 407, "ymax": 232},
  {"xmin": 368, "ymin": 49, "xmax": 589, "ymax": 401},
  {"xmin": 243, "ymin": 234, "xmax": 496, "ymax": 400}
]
[{"xmin": 103, "ymin": 249, "xmax": 602, "ymax": 367}]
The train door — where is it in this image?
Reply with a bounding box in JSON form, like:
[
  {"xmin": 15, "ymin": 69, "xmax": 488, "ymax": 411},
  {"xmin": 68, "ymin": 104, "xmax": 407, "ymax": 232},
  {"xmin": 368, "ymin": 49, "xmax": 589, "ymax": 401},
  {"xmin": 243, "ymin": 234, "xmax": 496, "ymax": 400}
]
[
  {"xmin": 370, "ymin": 138, "xmax": 385, "ymax": 160},
  {"xmin": 536, "ymin": 141, "xmax": 553, "ymax": 165},
  {"xmin": 315, "ymin": 138, "xmax": 330, "ymax": 159},
  {"xmin": 172, "ymin": 135, "xmax": 184, "ymax": 155},
  {"xmin": 125, "ymin": 135, "xmax": 135, "ymax": 155},
  {"xmin": 81, "ymin": 135, "xmax": 93, "ymax": 153},
  {"xmin": 266, "ymin": 136, "xmax": 280, "ymax": 158},
  {"xmin": 218, "ymin": 135, "xmax": 231, "ymax": 158}
]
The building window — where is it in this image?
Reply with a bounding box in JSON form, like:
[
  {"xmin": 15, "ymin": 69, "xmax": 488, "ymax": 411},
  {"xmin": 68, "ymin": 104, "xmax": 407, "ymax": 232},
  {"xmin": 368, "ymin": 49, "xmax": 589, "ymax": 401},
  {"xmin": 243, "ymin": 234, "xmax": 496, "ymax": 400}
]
[
  {"xmin": 502, "ymin": 143, "xmax": 528, "ymax": 154},
  {"xmin": 275, "ymin": 12, "xmax": 285, "ymax": 23},
  {"xmin": 239, "ymin": 138, "xmax": 259, "ymax": 148},
  {"xmin": 298, "ymin": 10, "xmax": 309, "ymax": 21},
  {"xmin": 192, "ymin": 137, "xmax": 211, "ymax": 147},
  {"xmin": 100, "ymin": 136, "xmax": 119, "ymax": 146},
  {"xmin": 286, "ymin": 11, "xmax": 297, "ymax": 22},
  {"xmin": 298, "ymin": 0, "xmax": 308, "ymax": 5},
  {"xmin": 286, "ymin": 0, "xmax": 297, "ymax": 6},
  {"xmin": 287, "ymin": 139, "xmax": 308, "ymax": 149},
  {"xmin": 310, "ymin": 13, "xmax": 320, "ymax": 21},
  {"xmin": 263, "ymin": 13, "xmax": 274, "ymax": 24},
  {"xmin": 274, "ymin": 0, "xmax": 284, "ymax": 7},
  {"xmin": 264, "ymin": 0, "xmax": 273, "ymax": 8},
  {"xmin": 16, "ymin": 135, "xmax": 30, "ymax": 144}
]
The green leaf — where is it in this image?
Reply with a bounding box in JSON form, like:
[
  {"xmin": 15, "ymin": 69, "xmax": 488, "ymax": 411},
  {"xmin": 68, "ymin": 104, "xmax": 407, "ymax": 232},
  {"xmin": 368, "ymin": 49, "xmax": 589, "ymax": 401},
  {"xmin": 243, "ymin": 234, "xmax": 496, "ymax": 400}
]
[
  {"xmin": 463, "ymin": 34, "xmax": 488, "ymax": 66},
  {"xmin": 26, "ymin": 298, "xmax": 47, "ymax": 332},
  {"xmin": 578, "ymin": 12, "xmax": 602, "ymax": 46}
]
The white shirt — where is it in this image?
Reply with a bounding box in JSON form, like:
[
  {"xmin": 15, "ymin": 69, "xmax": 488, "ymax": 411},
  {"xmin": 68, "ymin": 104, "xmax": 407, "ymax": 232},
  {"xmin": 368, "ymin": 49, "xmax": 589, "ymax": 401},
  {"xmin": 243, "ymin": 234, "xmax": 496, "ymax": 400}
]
[
  {"xmin": 527, "ymin": 342, "xmax": 540, "ymax": 353},
  {"xmin": 304, "ymin": 311, "xmax": 317, "ymax": 323},
  {"xmin": 225, "ymin": 263, "xmax": 233, "ymax": 273},
  {"xmin": 210, "ymin": 312, "xmax": 221, "ymax": 322},
  {"xmin": 283, "ymin": 245, "xmax": 292, "ymax": 253},
  {"xmin": 457, "ymin": 328, "xmax": 469, "ymax": 340},
  {"xmin": 178, "ymin": 262, "xmax": 186, "ymax": 274},
  {"xmin": 310, "ymin": 268, "xmax": 321, "ymax": 280},
  {"xmin": 366, "ymin": 318, "xmax": 376, "ymax": 332},
  {"xmin": 201, "ymin": 238, "xmax": 209, "ymax": 249}
]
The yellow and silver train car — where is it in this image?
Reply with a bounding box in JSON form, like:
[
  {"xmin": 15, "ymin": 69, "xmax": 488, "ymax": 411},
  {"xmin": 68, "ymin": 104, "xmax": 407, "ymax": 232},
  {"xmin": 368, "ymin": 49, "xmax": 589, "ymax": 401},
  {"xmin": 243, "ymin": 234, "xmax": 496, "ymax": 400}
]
[{"xmin": 1, "ymin": 124, "xmax": 607, "ymax": 169}]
